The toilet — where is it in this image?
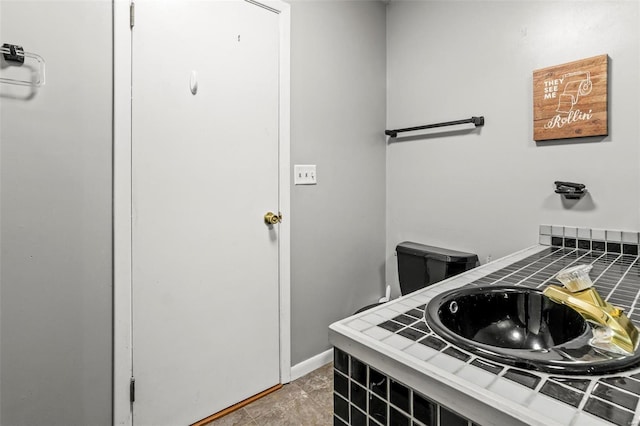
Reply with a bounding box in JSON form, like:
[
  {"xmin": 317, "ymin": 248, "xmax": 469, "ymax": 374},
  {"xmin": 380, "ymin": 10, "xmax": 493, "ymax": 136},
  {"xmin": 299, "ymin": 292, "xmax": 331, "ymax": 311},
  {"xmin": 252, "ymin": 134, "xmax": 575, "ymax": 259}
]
[{"xmin": 356, "ymin": 241, "xmax": 479, "ymax": 314}]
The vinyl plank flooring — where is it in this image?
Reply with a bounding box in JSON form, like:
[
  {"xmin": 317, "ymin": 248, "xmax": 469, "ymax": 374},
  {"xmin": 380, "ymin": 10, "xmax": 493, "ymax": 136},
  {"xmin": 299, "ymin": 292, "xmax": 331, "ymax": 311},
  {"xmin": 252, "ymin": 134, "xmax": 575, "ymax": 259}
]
[{"xmin": 206, "ymin": 362, "xmax": 333, "ymax": 426}]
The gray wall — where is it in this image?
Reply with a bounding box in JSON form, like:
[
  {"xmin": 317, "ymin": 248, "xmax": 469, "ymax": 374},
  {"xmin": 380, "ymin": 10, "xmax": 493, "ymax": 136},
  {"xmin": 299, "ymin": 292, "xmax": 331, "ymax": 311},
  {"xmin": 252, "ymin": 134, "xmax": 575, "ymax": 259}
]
[
  {"xmin": 0, "ymin": 2, "xmax": 113, "ymax": 425},
  {"xmin": 386, "ymin": 1, "xmax": 640, "ymax": 296},
  {"xmin": 288, "ymin": 0, "xmax": 387, "ymax": 366}
]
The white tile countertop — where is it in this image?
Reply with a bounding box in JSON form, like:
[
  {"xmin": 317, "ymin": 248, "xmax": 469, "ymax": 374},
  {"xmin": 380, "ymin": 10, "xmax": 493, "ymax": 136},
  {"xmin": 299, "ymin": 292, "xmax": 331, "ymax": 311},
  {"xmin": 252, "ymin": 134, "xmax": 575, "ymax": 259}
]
[{"xmin": 330, "ymin": 233, "xmax": 640, "ymax": 426}]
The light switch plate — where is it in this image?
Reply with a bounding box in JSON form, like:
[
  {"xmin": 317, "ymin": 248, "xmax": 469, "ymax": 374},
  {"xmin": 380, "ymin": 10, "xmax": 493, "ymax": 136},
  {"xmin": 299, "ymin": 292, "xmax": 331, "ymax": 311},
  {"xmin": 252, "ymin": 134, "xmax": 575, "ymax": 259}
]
[{"xmin": 294, "ymin": 165, "xmax": 317, "ymax": 185}]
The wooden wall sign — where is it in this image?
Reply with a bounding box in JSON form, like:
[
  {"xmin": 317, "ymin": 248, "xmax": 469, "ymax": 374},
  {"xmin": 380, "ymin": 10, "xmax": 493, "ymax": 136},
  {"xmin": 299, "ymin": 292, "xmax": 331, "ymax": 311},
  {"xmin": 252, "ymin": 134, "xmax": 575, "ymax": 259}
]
[{"xmin": 533, "ymin": 54, "xmax": 608, "ymax": 141}]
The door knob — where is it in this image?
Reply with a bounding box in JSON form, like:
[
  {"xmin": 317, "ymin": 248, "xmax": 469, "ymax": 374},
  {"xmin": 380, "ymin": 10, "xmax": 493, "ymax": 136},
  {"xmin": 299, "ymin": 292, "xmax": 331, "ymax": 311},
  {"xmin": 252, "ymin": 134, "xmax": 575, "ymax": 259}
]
[{"xmin": 264, "ymin": 212, "xmax": 282, "ymax": 225}]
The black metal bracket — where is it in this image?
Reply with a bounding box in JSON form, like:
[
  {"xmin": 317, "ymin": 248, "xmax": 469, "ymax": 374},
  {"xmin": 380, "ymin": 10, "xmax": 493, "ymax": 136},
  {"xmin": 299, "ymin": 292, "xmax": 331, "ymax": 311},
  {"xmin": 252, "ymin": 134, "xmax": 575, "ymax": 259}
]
[
  {"xmin": 2, "ymin": 43, "xmax": 25, "ymax": 64},
  {"xmin": 555, "ymin": 181, "xmax": 586, "ymax": 199},
  {"xmin": 385, "ymin": 116, "xmax": 484, "ymax": 138}
]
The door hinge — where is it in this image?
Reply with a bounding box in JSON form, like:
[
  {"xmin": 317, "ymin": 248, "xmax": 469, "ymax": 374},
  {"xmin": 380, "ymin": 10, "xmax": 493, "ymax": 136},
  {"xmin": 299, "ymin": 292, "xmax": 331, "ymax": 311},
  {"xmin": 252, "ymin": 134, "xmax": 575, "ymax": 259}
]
[
  {"xmin": 130, "ymin": 2, "xmax": 135, "ymax": 29},
  {"xmin": 130, "ymin": 377, "xmax": 135, "ymax": 403}
]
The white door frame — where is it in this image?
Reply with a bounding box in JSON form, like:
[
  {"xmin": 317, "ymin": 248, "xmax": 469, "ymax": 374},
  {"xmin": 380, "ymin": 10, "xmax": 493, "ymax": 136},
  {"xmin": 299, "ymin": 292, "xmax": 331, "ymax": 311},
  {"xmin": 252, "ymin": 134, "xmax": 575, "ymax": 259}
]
[{"xmin": 112, "ymin": 1, "xmax": 290, "ymax": 424}]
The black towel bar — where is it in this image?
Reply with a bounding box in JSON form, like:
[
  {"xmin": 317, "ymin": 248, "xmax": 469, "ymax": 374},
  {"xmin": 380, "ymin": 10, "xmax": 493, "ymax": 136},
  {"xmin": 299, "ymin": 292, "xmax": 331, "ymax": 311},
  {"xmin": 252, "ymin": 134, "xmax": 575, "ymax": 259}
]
[{"xmin": 385, "ymin": 116, "xmax": 484, "ymax": 138}]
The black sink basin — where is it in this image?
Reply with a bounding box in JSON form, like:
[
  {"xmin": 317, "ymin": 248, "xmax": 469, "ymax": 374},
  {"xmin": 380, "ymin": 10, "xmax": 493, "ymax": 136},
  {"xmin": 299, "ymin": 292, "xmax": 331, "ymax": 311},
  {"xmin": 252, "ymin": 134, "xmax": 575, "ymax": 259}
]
[{"xmin": 425, "ymin": 286, "xmax": 640, "ymax": 374}]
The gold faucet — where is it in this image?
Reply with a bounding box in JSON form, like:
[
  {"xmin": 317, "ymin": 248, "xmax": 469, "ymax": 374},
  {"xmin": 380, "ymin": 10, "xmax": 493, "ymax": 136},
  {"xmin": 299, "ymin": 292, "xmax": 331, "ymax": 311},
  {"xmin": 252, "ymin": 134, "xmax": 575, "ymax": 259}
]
[{"xmin": 543, "ymin": 265, "xmax": 639, "ymax": 355}]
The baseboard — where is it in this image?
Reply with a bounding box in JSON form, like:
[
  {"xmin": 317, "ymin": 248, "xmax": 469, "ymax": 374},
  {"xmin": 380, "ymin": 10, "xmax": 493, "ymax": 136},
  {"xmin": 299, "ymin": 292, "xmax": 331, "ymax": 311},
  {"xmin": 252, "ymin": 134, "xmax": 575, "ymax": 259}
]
[{"xmin": 290, "ymin": 348, "xmax": 334, "ymax": 381}]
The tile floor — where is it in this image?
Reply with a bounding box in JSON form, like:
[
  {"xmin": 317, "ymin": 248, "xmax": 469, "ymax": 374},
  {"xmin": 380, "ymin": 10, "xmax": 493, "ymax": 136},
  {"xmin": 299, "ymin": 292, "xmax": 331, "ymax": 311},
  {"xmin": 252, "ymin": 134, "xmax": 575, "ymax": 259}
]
[{"xmin": 206, "ymin": 362, "xmax": 333, "ymax": 426}]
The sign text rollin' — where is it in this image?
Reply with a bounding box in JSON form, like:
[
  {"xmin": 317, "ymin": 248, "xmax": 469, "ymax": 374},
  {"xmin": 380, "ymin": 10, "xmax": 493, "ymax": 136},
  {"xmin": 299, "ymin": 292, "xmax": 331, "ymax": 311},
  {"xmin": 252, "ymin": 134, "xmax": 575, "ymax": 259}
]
[{"xmin": 543, "ymin": 109, "xmax": 593, "ymax": 130}]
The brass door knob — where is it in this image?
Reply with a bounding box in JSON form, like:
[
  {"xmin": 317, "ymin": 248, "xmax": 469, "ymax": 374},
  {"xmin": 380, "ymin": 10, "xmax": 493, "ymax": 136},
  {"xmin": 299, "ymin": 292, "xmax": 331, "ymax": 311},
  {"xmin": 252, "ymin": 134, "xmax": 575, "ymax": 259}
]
[{"xmin": 264, "ymin": 212, "xmax": 282, "ymax": 225}]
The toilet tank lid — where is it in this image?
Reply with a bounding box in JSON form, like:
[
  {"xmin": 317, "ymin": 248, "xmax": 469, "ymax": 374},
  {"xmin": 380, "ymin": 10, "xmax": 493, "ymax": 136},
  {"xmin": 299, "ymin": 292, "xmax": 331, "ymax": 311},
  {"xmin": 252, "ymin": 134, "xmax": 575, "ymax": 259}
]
[{"xmin": 396, "ymin": 241, "xmax": 478, "ymax": 263}]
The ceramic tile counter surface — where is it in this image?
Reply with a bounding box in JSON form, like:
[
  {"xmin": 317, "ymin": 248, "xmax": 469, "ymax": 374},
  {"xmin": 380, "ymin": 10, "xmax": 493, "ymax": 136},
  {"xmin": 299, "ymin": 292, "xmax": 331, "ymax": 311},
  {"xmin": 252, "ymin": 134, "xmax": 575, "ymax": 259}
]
[{"xmin": 329, "ymin": 232, "xmax": 640, "ymax": 426}]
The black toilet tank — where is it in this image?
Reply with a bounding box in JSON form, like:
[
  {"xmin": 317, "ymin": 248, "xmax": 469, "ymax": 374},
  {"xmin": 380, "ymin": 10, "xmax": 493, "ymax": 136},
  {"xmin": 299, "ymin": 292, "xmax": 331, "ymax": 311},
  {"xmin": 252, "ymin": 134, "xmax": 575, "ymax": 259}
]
[{"xmin": 396, "ymin": 241, "xmax": 478, "ymax": 295}]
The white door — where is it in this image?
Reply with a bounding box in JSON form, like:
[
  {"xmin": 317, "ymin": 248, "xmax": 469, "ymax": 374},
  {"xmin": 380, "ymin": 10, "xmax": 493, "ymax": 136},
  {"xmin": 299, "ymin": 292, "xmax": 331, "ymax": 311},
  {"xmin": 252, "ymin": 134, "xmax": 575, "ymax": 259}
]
[{"xmin": 131, "ymin": 1, "xmax": 281, "ymax": 424}]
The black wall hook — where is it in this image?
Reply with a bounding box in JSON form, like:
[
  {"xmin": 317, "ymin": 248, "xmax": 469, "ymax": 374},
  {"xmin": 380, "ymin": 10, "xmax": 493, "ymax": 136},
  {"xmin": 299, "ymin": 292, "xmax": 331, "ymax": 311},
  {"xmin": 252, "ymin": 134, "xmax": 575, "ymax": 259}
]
[
  {"xmin": 555, "ymin": 181, "xmax": 586, "ymax": 199},
  {"xmin": 2, "ymin": 43, "xmax": 25, "ymax": 64}
]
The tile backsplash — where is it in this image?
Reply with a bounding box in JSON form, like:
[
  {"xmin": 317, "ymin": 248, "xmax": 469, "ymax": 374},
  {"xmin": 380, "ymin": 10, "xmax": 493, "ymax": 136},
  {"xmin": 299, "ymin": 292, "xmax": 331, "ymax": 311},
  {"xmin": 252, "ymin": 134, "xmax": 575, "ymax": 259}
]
[{"xmin": 539, "ymin": 225, "xmax": 640, "ymax": 256}]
